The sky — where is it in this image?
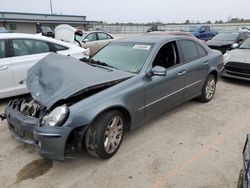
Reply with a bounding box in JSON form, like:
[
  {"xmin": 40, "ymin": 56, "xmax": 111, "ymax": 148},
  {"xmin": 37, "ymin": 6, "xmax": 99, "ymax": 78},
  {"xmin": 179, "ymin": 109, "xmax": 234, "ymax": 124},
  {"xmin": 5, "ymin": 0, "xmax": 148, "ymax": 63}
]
[{"xmin": 0, "ymin": 0, "xmax": 249, "ymax": 23}]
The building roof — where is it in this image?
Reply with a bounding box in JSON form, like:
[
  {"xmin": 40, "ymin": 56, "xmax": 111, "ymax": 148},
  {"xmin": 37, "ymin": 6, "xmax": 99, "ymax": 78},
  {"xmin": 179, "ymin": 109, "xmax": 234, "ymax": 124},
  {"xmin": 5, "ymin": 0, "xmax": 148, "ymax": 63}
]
[{"xmin": 0, "ymin": 12, "xmax": 97, "ymax": 24}]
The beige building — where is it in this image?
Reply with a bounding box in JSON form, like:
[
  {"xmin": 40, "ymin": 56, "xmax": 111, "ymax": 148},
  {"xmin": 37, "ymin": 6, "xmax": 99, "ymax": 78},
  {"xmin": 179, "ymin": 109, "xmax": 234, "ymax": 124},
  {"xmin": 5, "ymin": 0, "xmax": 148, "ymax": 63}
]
[{"xmin": 0, "ymin": 12, "xmax": 97, "ymax": 33}]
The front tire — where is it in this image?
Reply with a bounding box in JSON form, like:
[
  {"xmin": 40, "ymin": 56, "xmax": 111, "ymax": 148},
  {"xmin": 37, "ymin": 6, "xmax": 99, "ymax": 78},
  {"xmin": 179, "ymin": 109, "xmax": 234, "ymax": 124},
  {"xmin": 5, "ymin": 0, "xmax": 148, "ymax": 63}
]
[
  {"xmin": 197, "ymin": 74, "xmax": 216, "ymax": 103},
  {"xmin": 85, "ymin": 110, "xmax": 125, "ymax": 159}
]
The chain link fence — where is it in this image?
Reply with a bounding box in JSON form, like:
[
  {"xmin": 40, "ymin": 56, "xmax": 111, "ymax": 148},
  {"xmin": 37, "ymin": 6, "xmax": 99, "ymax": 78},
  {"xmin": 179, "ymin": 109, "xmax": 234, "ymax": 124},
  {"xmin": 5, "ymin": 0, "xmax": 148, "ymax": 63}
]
[{"xmin": 92, "ymin": 23, "xmax": 250, "ymax": 34}]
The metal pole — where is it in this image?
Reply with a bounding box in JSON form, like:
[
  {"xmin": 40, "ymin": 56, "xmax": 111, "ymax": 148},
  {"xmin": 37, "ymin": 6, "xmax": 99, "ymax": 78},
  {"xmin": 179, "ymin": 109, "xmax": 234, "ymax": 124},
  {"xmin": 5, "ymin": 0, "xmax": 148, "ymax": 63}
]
[{"xmin": 50, "ymin": 0, "xmax": 53, "ymax": 14}]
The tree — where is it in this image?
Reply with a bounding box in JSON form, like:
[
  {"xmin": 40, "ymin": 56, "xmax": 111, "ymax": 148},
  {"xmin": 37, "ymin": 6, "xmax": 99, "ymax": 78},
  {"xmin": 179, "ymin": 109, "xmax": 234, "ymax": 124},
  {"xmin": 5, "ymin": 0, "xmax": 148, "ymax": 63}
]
[{"xmin": 184, "ymin": 20, "xmax": 190, "ymax": 24}]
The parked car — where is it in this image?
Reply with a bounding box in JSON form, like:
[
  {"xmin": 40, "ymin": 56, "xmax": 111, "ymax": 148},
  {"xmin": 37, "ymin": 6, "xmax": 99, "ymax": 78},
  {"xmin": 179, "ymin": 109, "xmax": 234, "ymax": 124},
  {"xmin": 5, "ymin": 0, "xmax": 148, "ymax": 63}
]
[
  {"xmin": 222, "ymin": 37, "xmax": 250, "ymax": 81},
  {"xmin": 237, "ymin": 134, "xmax": 250, "ymax": 188},
  {"xmin": 146, "ymin": 25, "xmax": 165, "ymax": 32},
  {"xmin": 40, "ymin": 26, "xmax": 55, "ymax": 38},
  {"xmin": 0, "ymin": 33, "xmax": 89, "ymax": 99},
  {"xmin": 207, "ymin": 32, "xmax": 249, "ymax": 54},
  {"xmin": 0, "ymin": 27, "xmax": 12, "ymax": 33},
  {"xmin": 55, "ymin": 24, "xmax": 114, "ymax": 56},
  {"xmin": 2, "ymin": 35, "xmax": 223, "ymax": 160},
  {"xmin": 183, "ymin": 25, "xmax": 218, "ymax": 41},
  {"xmin": 146, "ymin": 31, "xmax": 206, "ymax": 44},
  {"xmin": 239, "ymin": 26, "xmax": 250, "ymax": 33}
]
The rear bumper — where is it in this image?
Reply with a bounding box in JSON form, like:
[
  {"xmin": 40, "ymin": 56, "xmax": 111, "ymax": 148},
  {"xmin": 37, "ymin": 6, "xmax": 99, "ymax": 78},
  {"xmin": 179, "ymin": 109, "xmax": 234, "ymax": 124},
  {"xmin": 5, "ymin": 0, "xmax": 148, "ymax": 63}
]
[{"xmin": 5, "ymin": 101, "xmax": 73, "ymax": 161}]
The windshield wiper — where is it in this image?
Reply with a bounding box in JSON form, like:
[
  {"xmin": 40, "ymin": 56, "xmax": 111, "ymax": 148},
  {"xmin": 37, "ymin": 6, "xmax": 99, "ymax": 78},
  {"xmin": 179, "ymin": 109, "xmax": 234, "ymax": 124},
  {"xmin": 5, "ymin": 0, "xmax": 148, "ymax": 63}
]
[{"xmin": 89, "ymin": 59, "xmax": 117, "ymax": 69}]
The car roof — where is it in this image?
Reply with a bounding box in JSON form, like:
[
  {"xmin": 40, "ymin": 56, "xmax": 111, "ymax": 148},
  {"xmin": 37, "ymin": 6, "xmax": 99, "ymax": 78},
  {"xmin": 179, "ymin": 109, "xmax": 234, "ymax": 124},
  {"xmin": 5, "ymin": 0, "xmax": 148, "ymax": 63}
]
[
  {"xmin": 0, "ymin": 33, "xmax": 81, "ymax": 49},
  {"xmin": 82, "ymin": 31, "xmax": 113, "ymax": 35},
  {"xmin": 147, "ymin": 31, "xmax": 193, "ymax": 36},
  {"xmin": 113, "ymin": 35, "xmax": 193, "ymax": 44}
]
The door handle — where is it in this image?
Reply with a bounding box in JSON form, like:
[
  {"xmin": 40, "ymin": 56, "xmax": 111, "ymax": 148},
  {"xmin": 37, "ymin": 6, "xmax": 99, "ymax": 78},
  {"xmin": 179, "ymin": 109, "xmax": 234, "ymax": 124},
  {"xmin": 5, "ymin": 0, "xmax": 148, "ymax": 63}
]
[
  {"xmin": 178, "ymin": 70, "xmax": 186, "ymax": 76},
  {"xmin": 0, "ymin": 66, "xmax": 8, "ymax": 70},
  {"xmin": 204, "ymin": 62, "xmax": 209, "ymax": 65}
]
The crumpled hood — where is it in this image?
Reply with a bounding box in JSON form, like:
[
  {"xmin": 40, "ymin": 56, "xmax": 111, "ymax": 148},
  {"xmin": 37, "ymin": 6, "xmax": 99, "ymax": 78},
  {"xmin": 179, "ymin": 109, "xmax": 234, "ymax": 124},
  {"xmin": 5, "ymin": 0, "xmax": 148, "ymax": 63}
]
[
  {"xmin": 226, "ymin": 49, "xmax": 250, "ymax": 63},
  {"xmin": 207, "ymin": 40, "xmax": 234, "ymax": 47},
  {"xmin": 27, "ymin": 53, "xmax": 134, "ymax": 109}
]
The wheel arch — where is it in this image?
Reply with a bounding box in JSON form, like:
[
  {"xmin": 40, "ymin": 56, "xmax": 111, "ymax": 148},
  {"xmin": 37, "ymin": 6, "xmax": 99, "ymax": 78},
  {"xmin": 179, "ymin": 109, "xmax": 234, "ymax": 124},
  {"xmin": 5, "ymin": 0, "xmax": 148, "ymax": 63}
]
[
  {"xmin": 209, "ymin": 69, "xmax": 219, "ymax": 81},
  {"xmin": 92, "ymin": 105, "xmax": 132, "ymax": 131}
]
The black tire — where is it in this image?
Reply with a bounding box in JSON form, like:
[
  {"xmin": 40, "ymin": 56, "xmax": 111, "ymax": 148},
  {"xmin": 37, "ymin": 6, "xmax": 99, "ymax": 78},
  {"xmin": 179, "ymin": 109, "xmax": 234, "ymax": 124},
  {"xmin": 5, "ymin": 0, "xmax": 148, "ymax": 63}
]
[
  {"xmin": 84, "ymin": 110, "xmax": 125, "ymax": 159},
  {"xmin": 237, "ymin": 169, "xmax": 244, "ymax": 188},
  {"xmin": 197, "ymin": 74, "xmax": 216, "ymax": 103}
]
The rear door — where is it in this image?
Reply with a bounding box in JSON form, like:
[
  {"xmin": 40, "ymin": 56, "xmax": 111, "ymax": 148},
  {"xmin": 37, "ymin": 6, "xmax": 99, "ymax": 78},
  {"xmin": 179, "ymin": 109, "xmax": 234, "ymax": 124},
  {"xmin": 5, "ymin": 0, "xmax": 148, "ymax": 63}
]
[
  {"xmin": 10, "ymin": 38, "xmax": 50, "ymax": 95},
  {"xmin": 177, "ymin": 40, "xmax": 209, "ymax": 100},
  {"xmin": 0, "ymin": 39, "xmax": 15, "ymax": 98}
]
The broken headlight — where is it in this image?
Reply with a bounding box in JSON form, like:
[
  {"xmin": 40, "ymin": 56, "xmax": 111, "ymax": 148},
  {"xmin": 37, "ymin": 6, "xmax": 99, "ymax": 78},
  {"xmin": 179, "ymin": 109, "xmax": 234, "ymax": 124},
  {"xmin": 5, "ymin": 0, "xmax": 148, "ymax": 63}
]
[{"xmin": 42, "ymin": 105, "xmax": 69, "ymax": 127}]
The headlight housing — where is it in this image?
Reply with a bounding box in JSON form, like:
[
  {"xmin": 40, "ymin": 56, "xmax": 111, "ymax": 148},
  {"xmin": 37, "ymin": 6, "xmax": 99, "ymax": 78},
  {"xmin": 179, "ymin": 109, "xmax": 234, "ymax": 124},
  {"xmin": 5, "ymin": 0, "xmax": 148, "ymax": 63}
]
[
  {"xmin": 42, "ymin": 105, "xmax": 69, "ymax": 127},
  {"xmin": 223, "ymin": 52, "xmax": 230, "ymax": 62}
]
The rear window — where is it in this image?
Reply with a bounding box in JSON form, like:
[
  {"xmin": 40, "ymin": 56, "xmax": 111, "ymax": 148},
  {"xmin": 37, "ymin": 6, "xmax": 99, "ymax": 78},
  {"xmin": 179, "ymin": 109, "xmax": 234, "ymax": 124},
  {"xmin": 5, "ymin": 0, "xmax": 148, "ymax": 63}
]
[
  {"xmin": 196, "ymin": 44, "xmax": 207, "ymax": 57},
  {"xmin": 178, "ymin": 40, "xmax": 199, "ymax": 62},
  {"xmin": 52, "ymin": 43, "xmax": 69, "ymax": 51},
  {"xmin": 0, "ymin": 40, "xmax": 5, "ymax": 58}
]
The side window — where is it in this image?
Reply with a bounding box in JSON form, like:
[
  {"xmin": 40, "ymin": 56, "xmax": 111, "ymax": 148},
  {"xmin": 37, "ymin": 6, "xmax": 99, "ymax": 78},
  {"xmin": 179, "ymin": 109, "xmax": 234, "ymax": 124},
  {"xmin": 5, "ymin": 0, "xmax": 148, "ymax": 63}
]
[
  {"xmin": 196, "ymin": 43, "xmax": 207, "ymax": 58},
  {"xmin": 52, "ymin": 43, "xmax": 69, "ymax": 51},
  {"xmin": 0, "ymin": 40, "xmax": 5, "ymax": 58},
  {"xmin": 178, "ymin": 40, "xmax": 199, "ymax": 62},
  {"xmin": 200, "ymin": 27, "xmax": 205, "ymax": 33},
  {"xmin": 152, "ymin": 41, "xmax": 179, "ymax": 69},
  {"xmin": 97, "ymin": 33, "xmax": 109, "ymax": 40},
  {"xmin": 205, "ymin": 26, "xmax": 210, "ymax": 32},
  {"xmin": 12, "ymin": 39, "xmax": 49, "ymax": 57},
  {"xmin": 85, "ymin": 33, "xmax": 97, "ymax": 42}
]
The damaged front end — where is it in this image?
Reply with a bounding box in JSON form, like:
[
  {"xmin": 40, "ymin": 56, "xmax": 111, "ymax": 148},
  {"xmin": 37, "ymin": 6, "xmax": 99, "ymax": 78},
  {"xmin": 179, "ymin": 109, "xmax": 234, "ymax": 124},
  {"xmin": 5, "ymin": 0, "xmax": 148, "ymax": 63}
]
[
  {"xmin": 4, "ymin": 97, "xmax": 75, "ymax": 160},
  {"xmin": 6, "ymin": 98, "xmax": 44, "ymax": 145}
]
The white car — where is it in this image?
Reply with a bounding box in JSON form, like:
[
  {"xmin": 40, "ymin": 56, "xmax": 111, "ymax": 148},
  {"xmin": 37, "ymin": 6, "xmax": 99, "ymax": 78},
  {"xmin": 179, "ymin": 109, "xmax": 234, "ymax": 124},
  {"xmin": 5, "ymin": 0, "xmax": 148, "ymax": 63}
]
[
  {"xmin": 239, "ymin": 26, "xmax": 250, "ymax": 33},
  {"xmin": 0, "ymin": 33, "xmax": 89, "ymax": 99}
]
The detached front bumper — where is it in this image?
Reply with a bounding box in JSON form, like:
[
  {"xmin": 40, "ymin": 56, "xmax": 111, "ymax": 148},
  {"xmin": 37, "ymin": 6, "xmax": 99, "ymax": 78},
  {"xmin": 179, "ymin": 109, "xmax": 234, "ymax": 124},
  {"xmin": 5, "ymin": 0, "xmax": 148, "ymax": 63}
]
[{"xmin": 5, "ymin": 101, "xmax": 73, "ymax": 161}]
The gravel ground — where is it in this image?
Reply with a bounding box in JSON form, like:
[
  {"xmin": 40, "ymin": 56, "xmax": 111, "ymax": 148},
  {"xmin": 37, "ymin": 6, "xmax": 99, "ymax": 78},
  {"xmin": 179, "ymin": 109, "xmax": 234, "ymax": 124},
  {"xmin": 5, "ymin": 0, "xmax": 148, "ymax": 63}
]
[{"xmin": 0, "ymin": 78, "xmax": 249, "ymax": 188}]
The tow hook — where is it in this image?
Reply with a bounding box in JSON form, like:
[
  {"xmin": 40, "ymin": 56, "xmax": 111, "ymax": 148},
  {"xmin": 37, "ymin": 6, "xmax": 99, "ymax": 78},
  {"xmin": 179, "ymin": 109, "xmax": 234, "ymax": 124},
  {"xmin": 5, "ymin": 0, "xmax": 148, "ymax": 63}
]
[{"xmin": 0, "ymin": 113, "xmax": 6, "ymax": 121}]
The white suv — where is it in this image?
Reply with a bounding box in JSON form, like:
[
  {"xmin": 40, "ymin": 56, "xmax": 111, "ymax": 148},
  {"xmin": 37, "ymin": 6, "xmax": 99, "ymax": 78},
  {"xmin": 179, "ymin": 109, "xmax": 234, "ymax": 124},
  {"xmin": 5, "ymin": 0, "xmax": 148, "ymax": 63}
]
[{"xmin": 0, "ymin": 33, "xmax": 88, "ymax": 99}]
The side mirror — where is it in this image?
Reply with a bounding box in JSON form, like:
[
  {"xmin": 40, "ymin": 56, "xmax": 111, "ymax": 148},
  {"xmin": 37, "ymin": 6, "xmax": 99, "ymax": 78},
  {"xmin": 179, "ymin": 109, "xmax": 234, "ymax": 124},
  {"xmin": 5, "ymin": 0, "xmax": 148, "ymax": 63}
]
[
  {"xmin": 147, "ymin": 66, "xmax": 167, "ymax": 77},
  {"xmin": 231, "ymin": 43, "xmax": 239, "ymax": 49},
  {"xmin": 83, "ymin": 38, "xmax": 89, "ymax": 43}
]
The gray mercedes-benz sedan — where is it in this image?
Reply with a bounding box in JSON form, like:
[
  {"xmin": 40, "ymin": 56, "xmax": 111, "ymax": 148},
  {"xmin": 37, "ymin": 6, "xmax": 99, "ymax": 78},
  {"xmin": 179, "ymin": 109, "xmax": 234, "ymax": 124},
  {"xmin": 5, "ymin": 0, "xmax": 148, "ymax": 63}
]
[{"xmin": 3, "ymin": 35, "xmax": 223, "ymax": 160}]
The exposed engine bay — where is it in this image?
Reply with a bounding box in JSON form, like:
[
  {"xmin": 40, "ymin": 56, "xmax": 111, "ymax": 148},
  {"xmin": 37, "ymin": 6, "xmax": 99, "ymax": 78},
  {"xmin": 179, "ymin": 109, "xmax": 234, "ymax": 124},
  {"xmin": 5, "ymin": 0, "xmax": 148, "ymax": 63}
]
[{"xmin": 10, "ymin": 98, "xmax": 46, "ymax": 118}]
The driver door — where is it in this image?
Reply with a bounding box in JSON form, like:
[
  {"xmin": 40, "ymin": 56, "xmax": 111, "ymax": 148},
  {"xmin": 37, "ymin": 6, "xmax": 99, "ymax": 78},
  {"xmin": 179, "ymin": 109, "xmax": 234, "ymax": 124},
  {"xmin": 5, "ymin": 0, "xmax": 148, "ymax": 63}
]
[{"xmin": 143, "ymin": 41, "xmax": 186, "ymax": 121}]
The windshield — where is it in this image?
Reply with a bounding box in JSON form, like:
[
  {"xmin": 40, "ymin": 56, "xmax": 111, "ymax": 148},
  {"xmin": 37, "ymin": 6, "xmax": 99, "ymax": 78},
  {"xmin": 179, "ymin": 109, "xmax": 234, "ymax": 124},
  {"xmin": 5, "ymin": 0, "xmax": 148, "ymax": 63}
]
[
  {"xmin": 212, "ymin": 33, "xmax": 238, "ymax": 41},
  {"xmin": 75, "ymin": 33, "xmax": 87, "ymax": 42},
  {"xmin": 42, "ymin": 27, "xmax": 52, "ymax": 32},
  {"xmin": 239, "ymin": 38, "xmax": 250, "ymax": 49},
  {"xmin": 91, "ymin": 42, "xmax": 153, "ymax": 73},
  {"xmin": 183, "ymin": 26, "xmax": 199, "ymax": 32}
]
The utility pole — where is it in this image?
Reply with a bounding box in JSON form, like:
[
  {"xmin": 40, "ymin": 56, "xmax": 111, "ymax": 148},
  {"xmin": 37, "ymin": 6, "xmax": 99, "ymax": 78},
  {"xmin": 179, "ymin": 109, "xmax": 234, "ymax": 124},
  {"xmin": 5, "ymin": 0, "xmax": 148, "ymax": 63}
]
[{"xmin": 50, "ymin": 0, "xmax": 53, "ymax": 14}]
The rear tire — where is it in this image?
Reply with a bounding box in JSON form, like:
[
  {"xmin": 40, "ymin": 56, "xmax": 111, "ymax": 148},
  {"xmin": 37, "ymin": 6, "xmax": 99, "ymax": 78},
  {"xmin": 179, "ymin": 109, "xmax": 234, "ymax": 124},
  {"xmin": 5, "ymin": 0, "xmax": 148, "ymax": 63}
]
[
  {"xmin": 197, "ymin": 74, "xmax": 216, "ymax": 103},
  {"xmin": 85, "ymin": 110, "xmax": 125, "ymax": 159}
]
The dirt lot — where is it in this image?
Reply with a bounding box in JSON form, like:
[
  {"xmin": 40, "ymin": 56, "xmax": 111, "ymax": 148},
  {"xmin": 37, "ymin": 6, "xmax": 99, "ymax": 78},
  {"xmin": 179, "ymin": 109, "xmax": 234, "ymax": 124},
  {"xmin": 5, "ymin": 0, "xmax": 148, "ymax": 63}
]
[{"xmin": 0, "ymin": 78, "xmax": 250, "ymax": 188}]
